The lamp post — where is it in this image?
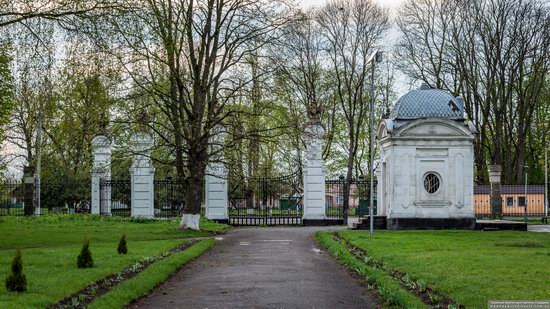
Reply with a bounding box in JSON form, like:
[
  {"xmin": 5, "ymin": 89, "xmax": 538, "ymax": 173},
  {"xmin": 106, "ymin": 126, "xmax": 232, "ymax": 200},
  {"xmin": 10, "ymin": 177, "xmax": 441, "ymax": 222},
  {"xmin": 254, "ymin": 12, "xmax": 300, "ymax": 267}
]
[
  {"xmin": 523, "ymin": 165, "xmax": 529, "ymax": 224},
  {"xmin": 545, "ymin": 146, "xmax": 548, "ymax": 216},
  {"xmin": 368, "ymin": 49, "xmax": 383, "ymax": 237}
]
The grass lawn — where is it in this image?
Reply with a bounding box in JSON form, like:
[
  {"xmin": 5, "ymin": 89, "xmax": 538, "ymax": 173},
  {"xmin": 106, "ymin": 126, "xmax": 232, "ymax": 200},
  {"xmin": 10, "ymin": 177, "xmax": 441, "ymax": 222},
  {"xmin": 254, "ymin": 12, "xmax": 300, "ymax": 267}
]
[
  {"xmin": 338, "ymin": 230, "xmax": 550, "ymax": 308},
  {"xmin": 0, "ymin": 215, "xmax": 228, "ymax": 308},
  {"xmin": 88, "ymin": 239, "xmax": 216, "ymax": 309}
]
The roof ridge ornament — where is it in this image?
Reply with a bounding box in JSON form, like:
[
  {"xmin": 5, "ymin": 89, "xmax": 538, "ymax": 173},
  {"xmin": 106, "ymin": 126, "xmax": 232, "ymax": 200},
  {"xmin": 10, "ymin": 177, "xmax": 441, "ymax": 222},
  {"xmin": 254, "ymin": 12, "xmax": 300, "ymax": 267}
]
[{"xmin": 420, "ymin": 82, "xmax": 431, "ymax": 90}]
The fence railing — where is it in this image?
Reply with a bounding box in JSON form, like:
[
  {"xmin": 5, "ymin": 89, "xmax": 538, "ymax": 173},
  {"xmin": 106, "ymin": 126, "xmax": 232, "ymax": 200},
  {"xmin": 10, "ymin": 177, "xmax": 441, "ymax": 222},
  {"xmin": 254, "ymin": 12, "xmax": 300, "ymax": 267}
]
[
  {"xmin": 0, "ymin": 181, "xmax": 24, "ymax": 216},
  {"xmin": 154, "ymin": 178, "xmax": 184, "ymax": 219},
  {"xmin": 0, "ymin": 179, "xmax": 91, "ymax": 216},
  {"xmin": 325, "ymin": 178, "xmax": 377, "ymax": 219}
]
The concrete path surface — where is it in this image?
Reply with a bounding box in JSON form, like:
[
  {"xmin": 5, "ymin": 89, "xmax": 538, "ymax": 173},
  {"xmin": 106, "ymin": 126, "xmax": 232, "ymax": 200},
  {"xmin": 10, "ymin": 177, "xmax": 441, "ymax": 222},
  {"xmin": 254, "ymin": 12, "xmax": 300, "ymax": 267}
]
[
  {"xmin": 131, "ymin": 227, "xmax": 378, "ymax": 309},
  {"xmin": 528, "ymin": 225, "xmax": 550, "ymax": 233}
]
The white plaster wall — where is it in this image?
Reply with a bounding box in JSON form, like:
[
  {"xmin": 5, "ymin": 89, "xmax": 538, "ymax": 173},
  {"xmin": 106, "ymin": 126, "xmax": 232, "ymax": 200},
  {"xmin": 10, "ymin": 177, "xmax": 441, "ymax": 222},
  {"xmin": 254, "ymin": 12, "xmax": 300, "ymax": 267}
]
[{"xmin": 378, "ymin": 119, "xmax": 475, "ymax": 220}]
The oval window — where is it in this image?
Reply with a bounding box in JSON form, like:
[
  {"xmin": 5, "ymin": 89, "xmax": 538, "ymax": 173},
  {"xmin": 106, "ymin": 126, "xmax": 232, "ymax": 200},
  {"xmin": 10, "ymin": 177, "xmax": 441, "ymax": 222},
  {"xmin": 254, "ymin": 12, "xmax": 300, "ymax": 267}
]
[{"xmin": 423, "ymin": 173, "xmax": 440, "ymax": 194}]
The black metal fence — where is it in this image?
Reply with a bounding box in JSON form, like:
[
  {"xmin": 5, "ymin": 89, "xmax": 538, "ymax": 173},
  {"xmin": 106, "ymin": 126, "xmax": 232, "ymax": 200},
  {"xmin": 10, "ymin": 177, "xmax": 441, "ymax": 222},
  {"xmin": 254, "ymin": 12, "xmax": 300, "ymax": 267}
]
[
  {"xmin": 100, "ymin": 179, "xmax": 131, "ymax": 216},
  {"xmin": 474, "ymin": 184, "xmax": 548, "ymax": 219},
  {"xmin": 40, "ymin": 179, "xmax": 91, "ymax": 213},
  {"xmin": 228, "ymin": 172, "xmax": 303, "ymax": 225},
  {"xmin": 0, "ymin": 179, "xmax": 91, "ymax": 216},
  {"xmin": 154, "ymin": 178, "xmax": 184, "ymax": 219},
  {"xmin": 0, "ymin": 181, "xmax": 24, "ymax": 216},
  {"xmin": 325, "ymin": 177, "xmax": 377, "ymax": 219}
]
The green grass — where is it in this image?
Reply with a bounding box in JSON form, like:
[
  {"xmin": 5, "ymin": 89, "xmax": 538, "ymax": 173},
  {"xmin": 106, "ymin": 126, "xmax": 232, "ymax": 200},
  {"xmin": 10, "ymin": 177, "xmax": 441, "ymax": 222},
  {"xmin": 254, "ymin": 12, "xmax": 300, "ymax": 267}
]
[
  {"xmin": 338, "ymin": 230, "xmax": 550, "ymax": 308},
  {"xmin": 88, "ymin": 239, "xmax": 216, "ymax": 309},
  {"xmin": 0, "ymin": 215, "xmax": 228, "ymax": 308},
  {"xmin": 316, "ymin": 232, "xmax": 427, "ymax": 308}
]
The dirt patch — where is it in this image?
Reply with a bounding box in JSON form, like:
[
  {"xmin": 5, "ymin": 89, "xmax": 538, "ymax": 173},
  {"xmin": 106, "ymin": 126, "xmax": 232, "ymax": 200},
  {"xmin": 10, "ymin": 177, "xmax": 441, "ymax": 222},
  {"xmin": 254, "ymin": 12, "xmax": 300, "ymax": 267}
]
[{"xmin": 48, "ymin": 241, "xmax": 197, "ymax": 309}]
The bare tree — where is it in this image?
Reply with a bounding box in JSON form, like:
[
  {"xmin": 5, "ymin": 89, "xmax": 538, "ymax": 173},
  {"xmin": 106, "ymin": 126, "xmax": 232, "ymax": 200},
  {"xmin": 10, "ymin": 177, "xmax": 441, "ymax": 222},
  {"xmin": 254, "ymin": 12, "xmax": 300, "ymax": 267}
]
[
  {"xmin": 396, "ymin": 0, "xmax": 550, "ymax": 184},
  {"xmin": 318, "ymin": 0, "xmax": 389, "ymax": 222}
]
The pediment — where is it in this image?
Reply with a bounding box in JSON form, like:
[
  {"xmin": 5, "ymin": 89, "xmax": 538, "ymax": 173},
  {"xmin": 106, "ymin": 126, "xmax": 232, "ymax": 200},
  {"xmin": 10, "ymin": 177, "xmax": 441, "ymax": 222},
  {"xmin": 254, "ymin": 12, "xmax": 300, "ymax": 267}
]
[{"xmin": 396, "ymin": 119, "xmax": 472, "ymax": 138}]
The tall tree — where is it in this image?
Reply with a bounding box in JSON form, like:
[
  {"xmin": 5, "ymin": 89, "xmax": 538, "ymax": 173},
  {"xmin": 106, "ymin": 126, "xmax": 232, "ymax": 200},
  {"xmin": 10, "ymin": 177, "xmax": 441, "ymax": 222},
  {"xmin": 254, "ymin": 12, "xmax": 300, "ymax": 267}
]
[
  {"xmin": 89, "ymin": 0, "xmax": 291, "ymax": 229},
  {"xmin": 318, "ymin": 0, "xmax": 389, "ymax": 221}
]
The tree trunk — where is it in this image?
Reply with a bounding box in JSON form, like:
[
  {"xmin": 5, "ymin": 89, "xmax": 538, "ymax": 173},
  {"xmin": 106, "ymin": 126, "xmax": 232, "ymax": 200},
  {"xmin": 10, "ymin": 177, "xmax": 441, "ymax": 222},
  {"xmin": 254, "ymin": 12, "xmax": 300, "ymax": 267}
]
[{"xmin": 179, "ymin": 146, "xmax": 207, "ymax": 230}]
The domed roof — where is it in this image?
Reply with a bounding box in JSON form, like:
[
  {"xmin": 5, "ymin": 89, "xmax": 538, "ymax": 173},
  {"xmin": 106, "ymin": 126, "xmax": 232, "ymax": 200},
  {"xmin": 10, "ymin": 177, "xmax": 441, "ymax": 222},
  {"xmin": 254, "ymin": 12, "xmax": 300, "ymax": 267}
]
[{"xmin": 390, "ymin": 84, "xmax": 465, "ymax": 121}]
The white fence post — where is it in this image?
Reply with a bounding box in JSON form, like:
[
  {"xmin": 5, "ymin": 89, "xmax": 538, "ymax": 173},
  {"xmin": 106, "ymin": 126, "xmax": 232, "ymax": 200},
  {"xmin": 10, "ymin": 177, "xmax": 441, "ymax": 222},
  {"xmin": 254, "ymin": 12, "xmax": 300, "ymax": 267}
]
[
  {"xmin": 205, "ymin": 125, "xmax": 228, "ymax": 222},
  {"xmin": 91, "ymin": 135, "xmax": 112, "ymax": 215},
  {"xmin": 130, "ymin": 132, "xmax": 155, "ymax": 219},
  {"xmin": 303, "ymin": 121, "xmax": 326, "ymax": 223}
]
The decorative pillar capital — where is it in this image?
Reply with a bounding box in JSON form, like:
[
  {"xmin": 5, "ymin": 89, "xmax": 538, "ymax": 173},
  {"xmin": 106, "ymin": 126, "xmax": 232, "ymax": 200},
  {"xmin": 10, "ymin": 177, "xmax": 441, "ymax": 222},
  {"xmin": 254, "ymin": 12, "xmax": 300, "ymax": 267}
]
[
  {"xmin": 91, "ymin": 134, "xmax": 112, "ymax": 174},
  {"xmin": 131, "ymin": 132, "xmax": 153, "ymax": 170}
]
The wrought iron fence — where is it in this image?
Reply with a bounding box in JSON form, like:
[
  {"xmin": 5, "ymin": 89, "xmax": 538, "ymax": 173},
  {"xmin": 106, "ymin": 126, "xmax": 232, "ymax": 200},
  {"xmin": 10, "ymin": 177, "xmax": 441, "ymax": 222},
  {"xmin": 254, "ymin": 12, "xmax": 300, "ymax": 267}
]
[
  {"xmin": 474, "ymin": 184, "xmax": 548, "ymax": 219},
  {"xmin": 154, "ymin": 178, "xmax": 184, "ymax": 219},
  {"xmin": 0, "ymin": 181, "xmax": 25, "ymax": 216},
  {"xmin": 101, "ymin": 179, "xmax": 131, "ymax": 217},
  {"xmin": 39, "ymin": 179, "xmax": 91, "ymax": 213},
  {"xmin": 228, "ymin": 172, "xmax": 303, "ymax": 225},
  {"xmin": 0, "ymin": 179, "xmax": 91, "ymax": 216},
  {"xmin": 325, "ymin": 177, "xmax": 377, "ymax": 219}
]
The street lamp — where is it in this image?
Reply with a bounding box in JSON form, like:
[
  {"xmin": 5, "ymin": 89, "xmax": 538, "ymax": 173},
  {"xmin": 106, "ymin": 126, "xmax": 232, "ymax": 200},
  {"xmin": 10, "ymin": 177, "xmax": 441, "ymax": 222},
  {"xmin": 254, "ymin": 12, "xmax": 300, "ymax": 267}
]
[
  {"xmin": 368, "ymin": 49, "xmax": 383, "ymax": 237},
  {"xmin": 523, "ymin": 165, "xmax": 529, "ymax": 224}
]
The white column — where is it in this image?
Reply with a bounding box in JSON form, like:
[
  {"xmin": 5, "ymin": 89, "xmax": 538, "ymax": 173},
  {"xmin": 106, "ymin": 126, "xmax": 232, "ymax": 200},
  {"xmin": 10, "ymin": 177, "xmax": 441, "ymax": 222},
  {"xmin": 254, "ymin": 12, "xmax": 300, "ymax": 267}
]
[
  {"xmin": 91, "ymin": 135, "xmax": 112, "ymax": 215},
  {"xmin": 130, "ymin": 132, "xmax": 155, "ymax": 219},
  {"xmin": 303, "ymin": 121, "xmax": 326, "ymax": 220},
  {"xmin": 205, "ymin": 125, "xmax": 228, "ymax": 221}
]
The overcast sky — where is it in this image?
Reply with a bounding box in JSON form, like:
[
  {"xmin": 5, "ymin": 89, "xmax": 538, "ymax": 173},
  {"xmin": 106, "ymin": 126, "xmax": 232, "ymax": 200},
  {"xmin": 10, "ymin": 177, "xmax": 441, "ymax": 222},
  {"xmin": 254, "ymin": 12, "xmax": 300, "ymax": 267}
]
[
  {"xmin": 298, "ymin": 0, "xmax": 414, "ymax": 97},
  {"xmin": 299, "ymin": 0, "xmax": 404, "ymax": 10}
]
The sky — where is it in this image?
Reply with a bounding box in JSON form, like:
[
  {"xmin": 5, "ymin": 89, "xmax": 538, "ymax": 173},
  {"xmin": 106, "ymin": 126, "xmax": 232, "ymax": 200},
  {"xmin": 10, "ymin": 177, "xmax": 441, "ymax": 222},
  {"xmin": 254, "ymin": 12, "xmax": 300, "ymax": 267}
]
[
  {"xmin": 299, "ymin": 0, "xmax": 404, "ymax": 10},
  {"xmin": 298, "ymin": 0, "xmax": 413, "ymax": 97}
]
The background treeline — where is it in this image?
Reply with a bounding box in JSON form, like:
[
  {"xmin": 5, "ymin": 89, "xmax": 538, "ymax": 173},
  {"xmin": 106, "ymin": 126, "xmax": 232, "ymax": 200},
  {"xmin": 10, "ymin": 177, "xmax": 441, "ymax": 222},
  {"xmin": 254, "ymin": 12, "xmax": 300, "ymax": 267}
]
[{"xmin": 0, "ymin": 0, "xmax": 548, "ymax": 213}]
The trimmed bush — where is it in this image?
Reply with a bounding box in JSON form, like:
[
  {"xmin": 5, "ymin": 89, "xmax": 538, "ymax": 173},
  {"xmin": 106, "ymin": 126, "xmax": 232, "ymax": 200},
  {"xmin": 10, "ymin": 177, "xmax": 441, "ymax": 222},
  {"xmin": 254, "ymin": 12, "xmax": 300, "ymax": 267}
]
[
  {"xmin": 117, "ymin": 233, "xmax": 128, "ymax": 254},
  {"xmin": 77, "ymin": 239, "xmax": 94, "ymax": 268},
  {"xmin": 5, "ymin": 249, "xmax": 27, "ymax": 292}
]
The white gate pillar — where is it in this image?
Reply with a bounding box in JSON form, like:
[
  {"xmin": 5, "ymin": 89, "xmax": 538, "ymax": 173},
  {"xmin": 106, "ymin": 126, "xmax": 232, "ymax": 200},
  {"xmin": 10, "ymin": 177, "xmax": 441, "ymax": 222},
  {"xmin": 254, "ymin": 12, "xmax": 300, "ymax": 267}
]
[
  {"xmin": 91, "ymin": 135, "xmax": 112, "ymax": 215},
  {"xmin": 205, "ymin": 125, "xmax": 228, "ymax": 222},
  {"xmin": 130, "ymin": 132, "xmax": 155, "ymax": 218},
  {"xmin": 303, "ymin": 120, "xmax": 326, "ymax": 223}
]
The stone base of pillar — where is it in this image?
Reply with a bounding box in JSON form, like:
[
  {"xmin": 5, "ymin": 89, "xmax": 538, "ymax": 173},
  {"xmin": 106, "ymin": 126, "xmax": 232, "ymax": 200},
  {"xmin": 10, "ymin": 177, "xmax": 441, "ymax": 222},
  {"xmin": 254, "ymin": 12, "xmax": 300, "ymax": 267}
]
[
  {"xmin": 302, "ymin": 159, "xmax": 326, "ymax": 220},
  {"xmin": 205, "ymin": 166, "xmax": 228, "ymax": 221}
]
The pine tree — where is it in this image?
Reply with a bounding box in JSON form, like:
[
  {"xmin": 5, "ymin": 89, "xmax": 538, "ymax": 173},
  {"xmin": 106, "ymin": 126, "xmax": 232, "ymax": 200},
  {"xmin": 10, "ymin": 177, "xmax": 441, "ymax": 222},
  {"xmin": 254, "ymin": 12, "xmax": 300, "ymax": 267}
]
[
  {"xmin": 5, "ymin": 249, "xmax": 27, "ymax": 292},
  {"xmin": 117, "ymin": 233, "xmax": 128, "ymax": 254},
  {"xmin": 77, "ymin": 239, "xmax": 94, "ymax": 268}
]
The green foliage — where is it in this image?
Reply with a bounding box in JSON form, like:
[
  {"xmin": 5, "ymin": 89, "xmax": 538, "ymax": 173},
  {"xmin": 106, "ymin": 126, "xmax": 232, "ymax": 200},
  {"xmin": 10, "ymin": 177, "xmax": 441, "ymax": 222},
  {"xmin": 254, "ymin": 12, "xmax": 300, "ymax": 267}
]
[
  {"xmin": 5, "ymin": 249, "xmax": 27, "ymax": 293},
  {"xmin": 0, "ymin": 45, "xmax": 13, "ymax": 139},
  {"xmin": 117, "ymin": 233, "xmax": 128, "ymax": 254},
  {"xmin": 77, "ymin": 239, "xmax": 94, "ymax": 269}
]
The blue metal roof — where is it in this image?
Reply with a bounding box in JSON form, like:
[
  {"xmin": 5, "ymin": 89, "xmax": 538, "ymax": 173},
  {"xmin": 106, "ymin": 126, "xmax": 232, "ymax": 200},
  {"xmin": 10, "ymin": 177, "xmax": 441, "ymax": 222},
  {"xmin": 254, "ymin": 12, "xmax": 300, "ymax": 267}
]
[{"xmin": 390, "ymin": 86, "xmax": 465, "ymax": 120}]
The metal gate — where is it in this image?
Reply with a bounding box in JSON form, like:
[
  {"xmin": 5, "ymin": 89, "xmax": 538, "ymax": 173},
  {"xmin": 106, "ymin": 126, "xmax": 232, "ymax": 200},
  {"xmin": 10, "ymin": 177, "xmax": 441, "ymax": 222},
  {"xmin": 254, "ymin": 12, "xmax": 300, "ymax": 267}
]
[
  {"xmin": 228, "ymin": 172, "xmax": 303, "ymax": 226},
  {"xmin": 100, "ymin": 179, "xmax": 131, "ymax": 216}
]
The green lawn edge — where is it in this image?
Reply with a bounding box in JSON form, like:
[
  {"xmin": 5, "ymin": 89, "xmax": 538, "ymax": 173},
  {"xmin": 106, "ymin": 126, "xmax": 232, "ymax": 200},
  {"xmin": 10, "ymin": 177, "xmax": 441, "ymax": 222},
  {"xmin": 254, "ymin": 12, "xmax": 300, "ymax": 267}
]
[
  {"xmin": 315, "ymin": 231, "xmax": 427, "ymax": 309},
  {"xmin": 87, "ymin": 239, "xmax": 216, "ymax": 309}
]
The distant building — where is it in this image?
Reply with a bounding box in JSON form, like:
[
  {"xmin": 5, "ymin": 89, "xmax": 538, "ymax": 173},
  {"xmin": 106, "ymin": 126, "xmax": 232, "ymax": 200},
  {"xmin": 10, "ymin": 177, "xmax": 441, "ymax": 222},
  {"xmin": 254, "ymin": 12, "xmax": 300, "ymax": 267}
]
[{"xmin": 473, "ymin": 185, "xmax": 546, "ymax": 216}]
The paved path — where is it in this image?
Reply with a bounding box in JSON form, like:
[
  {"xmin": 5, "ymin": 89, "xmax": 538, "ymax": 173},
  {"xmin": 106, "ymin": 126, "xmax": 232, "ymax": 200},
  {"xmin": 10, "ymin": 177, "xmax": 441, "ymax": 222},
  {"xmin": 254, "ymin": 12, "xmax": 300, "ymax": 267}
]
[
  {"xmin": 131, "ymin": 227, "xmax": 378, "ymax": 309},
  {"xmin": 528, "ymin": 225, "xmax": 550, "ymax": 233}
]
